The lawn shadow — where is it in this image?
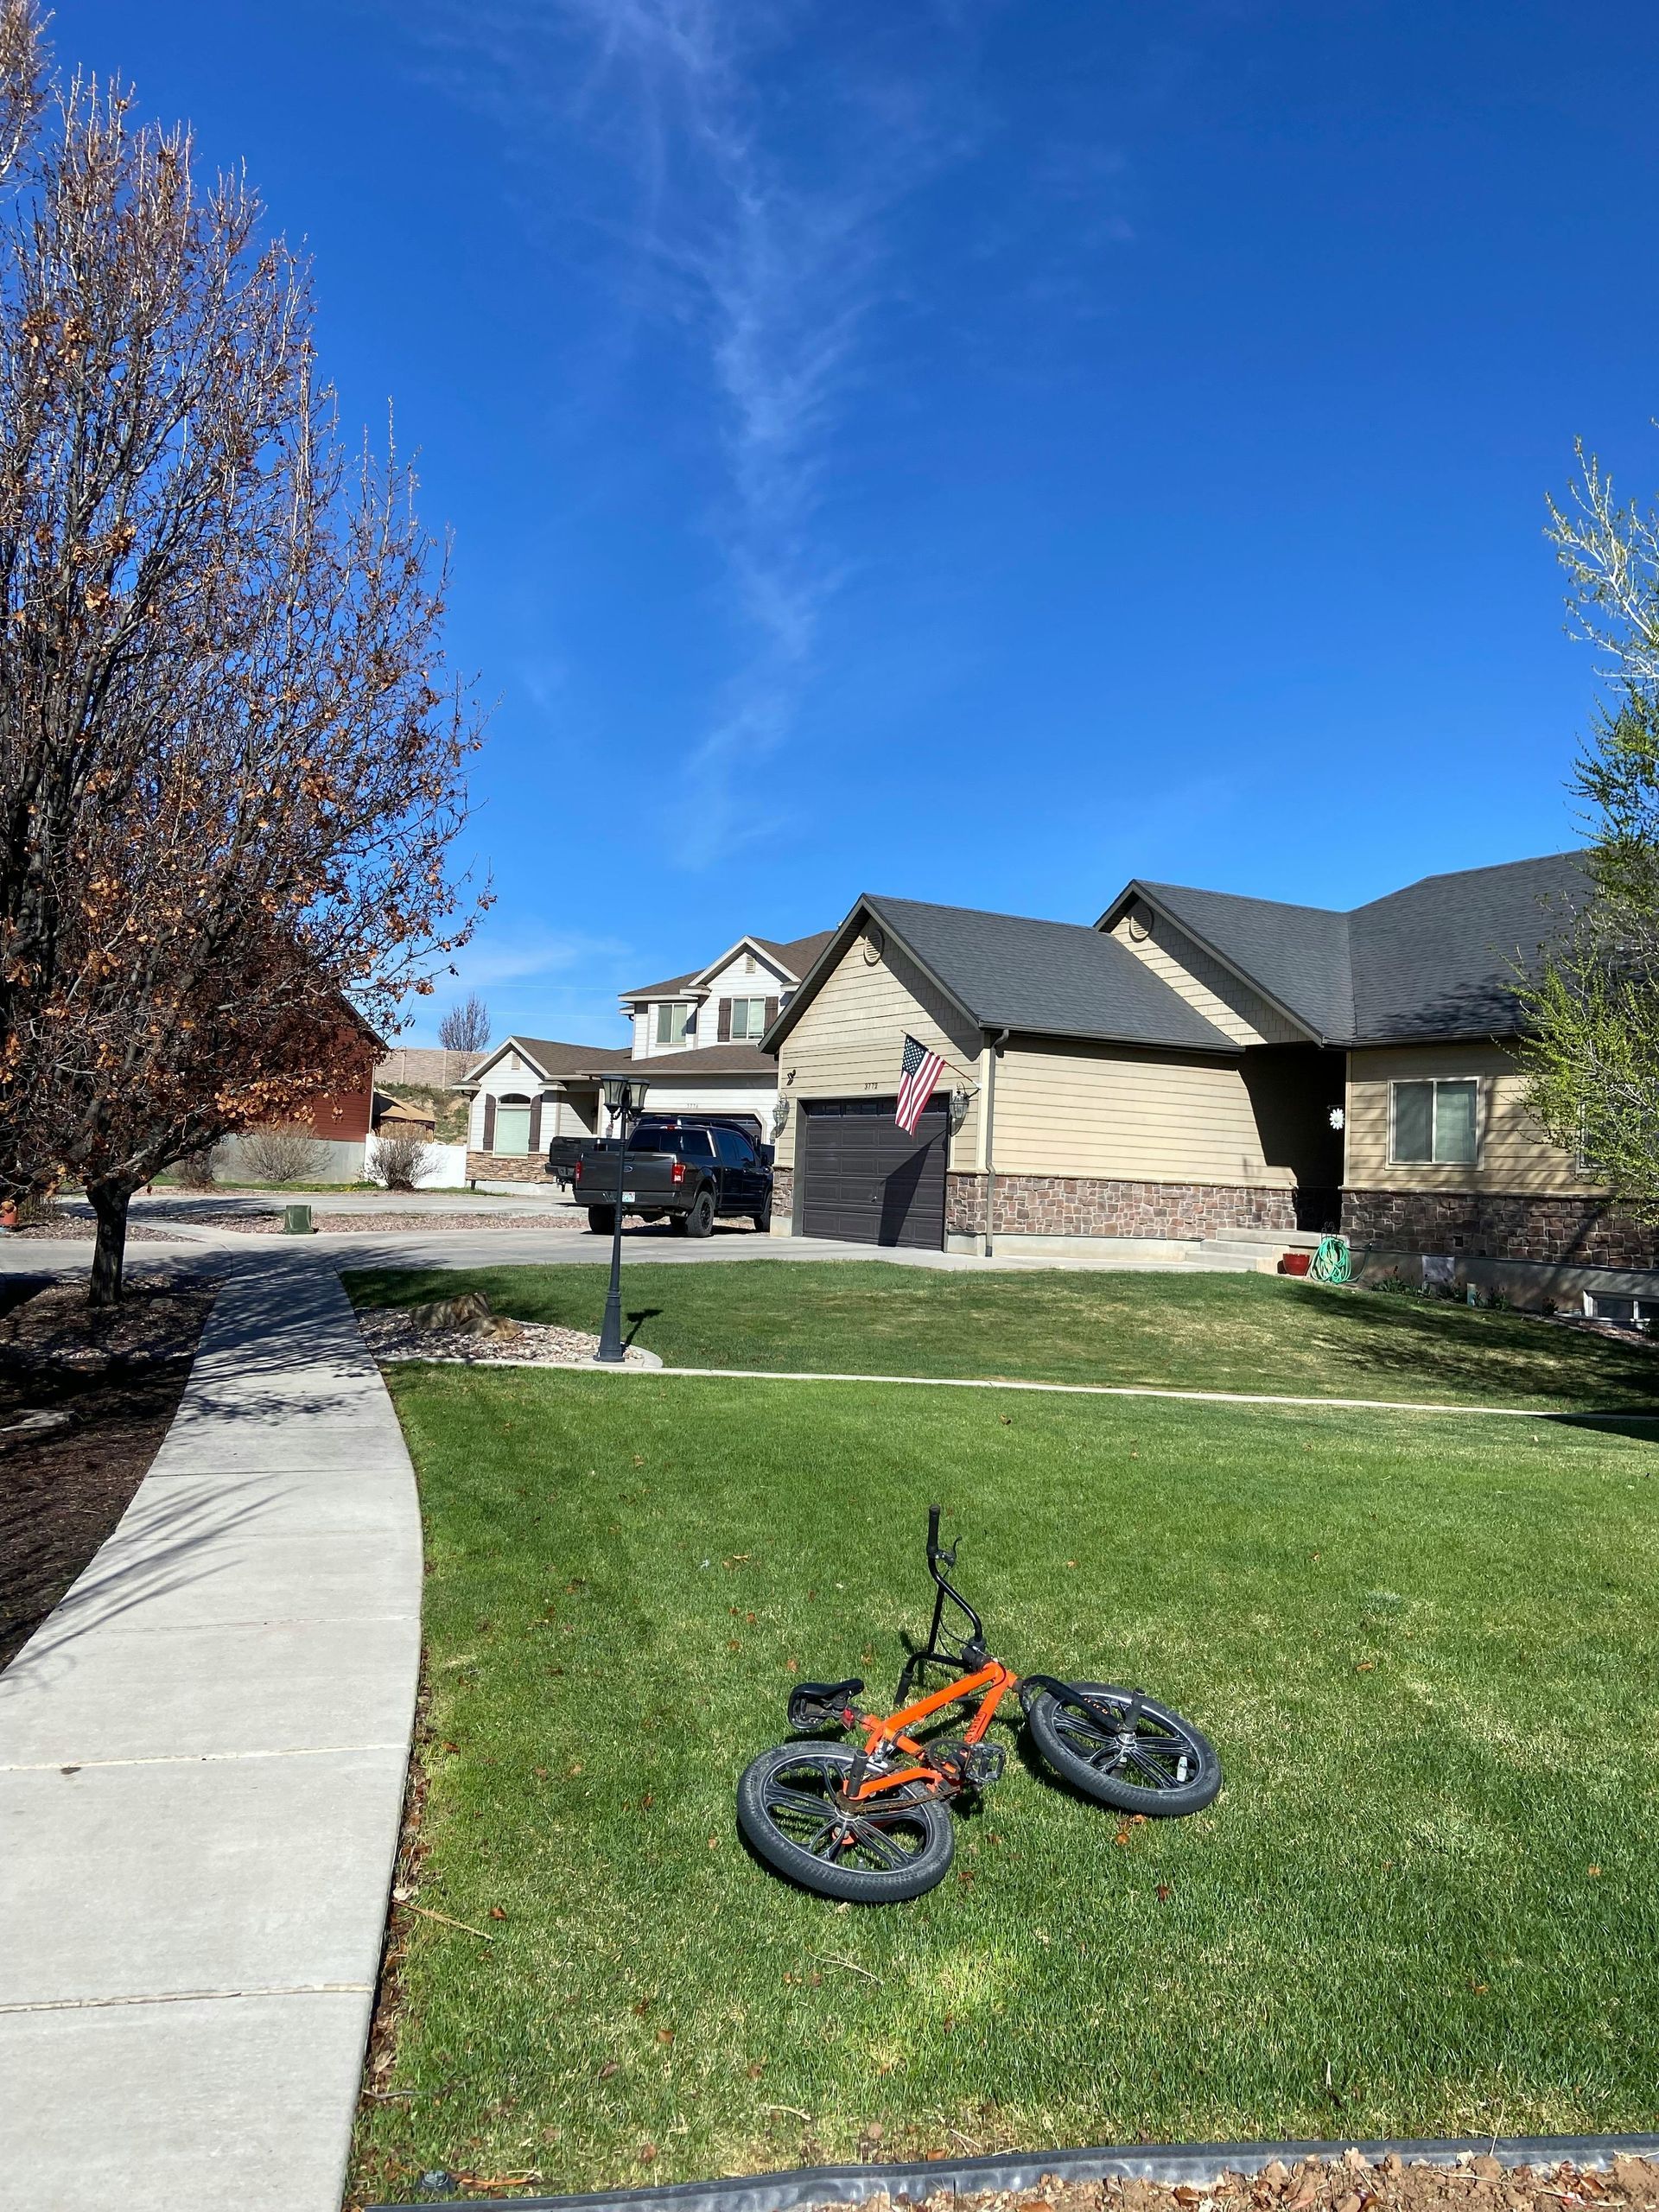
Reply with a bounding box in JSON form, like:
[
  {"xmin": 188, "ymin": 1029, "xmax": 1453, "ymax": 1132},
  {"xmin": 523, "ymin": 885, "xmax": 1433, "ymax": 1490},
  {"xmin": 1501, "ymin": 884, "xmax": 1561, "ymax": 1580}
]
[
  {"xmin": 624, "ymin": 1306, "xmax": 663, "ymax": 1350},
  {"xmin": 1542, "ymin": 1410, "xmax": 1659, "ymax": 1438},
  {"xmin": 1281, "ymin": 1282, "xmax": 1659, "ymax": 1409}
]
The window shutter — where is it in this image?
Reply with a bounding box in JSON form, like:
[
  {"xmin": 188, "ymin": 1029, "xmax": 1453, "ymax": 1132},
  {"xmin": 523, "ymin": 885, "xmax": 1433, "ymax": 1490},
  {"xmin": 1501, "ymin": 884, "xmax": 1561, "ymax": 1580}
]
[
  {"xmin": 482, "ymin": 1094, "xmax": 496, "ymax": 1150},
  {"xmin": 529, "ymin": 1096, "xmax": 543, "ymax": 1154},
  {"xmin": 764, "ymin": 996, "xmax": 779, "ymax": 1033},
  {"xmin": 717, "ymin": 999, "xmax": 732, "ymax": 1042}
]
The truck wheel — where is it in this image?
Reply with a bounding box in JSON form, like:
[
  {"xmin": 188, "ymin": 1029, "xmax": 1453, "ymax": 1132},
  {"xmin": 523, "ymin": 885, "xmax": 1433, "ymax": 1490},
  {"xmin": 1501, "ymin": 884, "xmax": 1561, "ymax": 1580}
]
[
  {"xmin": 752, "ymin": 1208, "xmax": 771, "ymax": 1234},
  {"xmin": 587, "ymin": 1205, "xmax": 616, "ymax": 1235},
  {"xmin": 684, "ymin": 1189, "xmax": 715, "ymax": 1238}
]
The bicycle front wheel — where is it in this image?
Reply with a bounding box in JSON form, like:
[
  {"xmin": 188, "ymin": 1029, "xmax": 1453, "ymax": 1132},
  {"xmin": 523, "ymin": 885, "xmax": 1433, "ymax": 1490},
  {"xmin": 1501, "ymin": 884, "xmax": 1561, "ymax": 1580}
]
[
  {"xmin": 1027, "ymin": 1682, "xmax": 1221, "ymax": 1815},
  {"xmin": 736, "ymin": 1741, "xmax": 954, "ymax": 1902}
]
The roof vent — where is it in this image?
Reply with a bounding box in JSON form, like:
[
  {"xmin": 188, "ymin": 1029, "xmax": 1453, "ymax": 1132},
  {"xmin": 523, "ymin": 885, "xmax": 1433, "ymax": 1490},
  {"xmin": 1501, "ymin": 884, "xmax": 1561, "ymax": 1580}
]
[
  {"xmin": 862, "ymin": 925, "xmax": 886, "ymax": 966},
  {"xmin": 1126, "ymin": 900, "xmax": 1154, "ymax": 944}
]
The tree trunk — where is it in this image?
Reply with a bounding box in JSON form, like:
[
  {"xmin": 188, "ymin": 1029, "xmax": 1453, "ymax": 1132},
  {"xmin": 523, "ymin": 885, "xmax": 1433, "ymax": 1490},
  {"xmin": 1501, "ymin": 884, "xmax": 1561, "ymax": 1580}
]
[{"xmin": 86, "ymin": 1179, "xmax": 132, "ymax": 1307}]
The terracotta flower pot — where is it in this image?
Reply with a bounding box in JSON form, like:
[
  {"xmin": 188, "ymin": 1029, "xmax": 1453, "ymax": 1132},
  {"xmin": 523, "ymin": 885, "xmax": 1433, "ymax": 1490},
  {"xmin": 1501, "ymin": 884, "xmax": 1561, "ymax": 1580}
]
[{"xmin": 1280, "ymin": 1252, "xmax": 1311, "ymax": 1276}]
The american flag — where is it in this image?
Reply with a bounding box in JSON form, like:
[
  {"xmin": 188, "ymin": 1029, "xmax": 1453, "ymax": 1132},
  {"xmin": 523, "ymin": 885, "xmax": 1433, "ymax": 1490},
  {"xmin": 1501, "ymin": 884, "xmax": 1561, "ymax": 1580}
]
[{"xmin": 895, "ymin": 1033, "xmax": 947, "ymax": 1135}]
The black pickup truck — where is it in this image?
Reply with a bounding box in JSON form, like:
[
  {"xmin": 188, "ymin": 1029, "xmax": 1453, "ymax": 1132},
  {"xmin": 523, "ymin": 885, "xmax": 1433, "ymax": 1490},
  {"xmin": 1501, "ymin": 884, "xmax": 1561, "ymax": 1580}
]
[{"xmin": 566, "ymin": 1115, "xmax": 775, "ymax": 1237}]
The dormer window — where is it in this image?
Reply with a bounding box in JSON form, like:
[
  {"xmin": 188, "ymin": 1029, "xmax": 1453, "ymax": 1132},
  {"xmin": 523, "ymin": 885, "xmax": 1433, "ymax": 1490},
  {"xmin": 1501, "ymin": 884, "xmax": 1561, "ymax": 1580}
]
[
  {"xmin": 655, "ymin": 1002, "xmax": 690, "ymax": 1046},
  {"xmin": 730, "ymin": 996, "xmax": 767, "ymax": 1039}
]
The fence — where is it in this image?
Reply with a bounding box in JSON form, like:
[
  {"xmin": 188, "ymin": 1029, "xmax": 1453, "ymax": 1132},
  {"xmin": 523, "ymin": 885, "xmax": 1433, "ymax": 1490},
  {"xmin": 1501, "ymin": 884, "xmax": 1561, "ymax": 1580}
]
[{"xmin": 362, "ymin": 1134, "xmax": 470, "ymax": 1189}]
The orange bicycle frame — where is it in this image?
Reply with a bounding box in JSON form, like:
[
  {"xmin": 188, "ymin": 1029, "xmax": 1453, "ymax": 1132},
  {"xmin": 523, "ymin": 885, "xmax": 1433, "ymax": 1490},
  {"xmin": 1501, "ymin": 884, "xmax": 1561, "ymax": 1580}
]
[{"xmin": 849, "ymin": 1659, "xmax": 1020, "ymax": 1801}]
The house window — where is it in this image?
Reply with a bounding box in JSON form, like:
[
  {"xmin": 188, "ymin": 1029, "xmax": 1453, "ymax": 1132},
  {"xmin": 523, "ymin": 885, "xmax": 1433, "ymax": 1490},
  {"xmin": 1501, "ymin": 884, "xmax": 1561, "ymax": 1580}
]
[
  {"xmin": 493, "ymin": 1094, "xmax": 532, "ymax": 1155},
  {"xmin": 1390, "ymin": 1078, "xmax": 1478, "ymax": 1166},
  {"xmin": 655, "ymin": 1002, "xmax": 690, "ymax": 1046},
  {"xmin": 729, "ymin": 996, "xmax": 767, "ymax": 1039}
]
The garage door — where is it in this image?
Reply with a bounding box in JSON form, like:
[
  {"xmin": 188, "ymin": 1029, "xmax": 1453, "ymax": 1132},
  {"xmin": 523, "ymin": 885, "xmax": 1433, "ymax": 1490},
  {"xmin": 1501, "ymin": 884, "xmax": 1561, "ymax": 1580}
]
[{"xmin": 798, "ymin": 1098, "xmax": 947, "ymax": 1249}]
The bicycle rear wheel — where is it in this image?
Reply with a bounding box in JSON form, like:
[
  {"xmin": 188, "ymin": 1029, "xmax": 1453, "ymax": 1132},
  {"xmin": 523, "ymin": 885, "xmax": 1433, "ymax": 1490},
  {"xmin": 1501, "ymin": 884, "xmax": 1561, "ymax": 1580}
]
[
  {"xmin": 736, "ymin": 1741, "xmax": 954, "ymax": 1902},
  {"xmin": 1027, "ymin": 1682, "xmax": 1221, "ymax": 1815}
]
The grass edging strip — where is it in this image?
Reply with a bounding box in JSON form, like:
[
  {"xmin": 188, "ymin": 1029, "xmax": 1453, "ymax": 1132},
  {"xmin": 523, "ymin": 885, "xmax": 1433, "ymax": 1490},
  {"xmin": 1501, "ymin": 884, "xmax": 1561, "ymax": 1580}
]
[
  {"xmin": 370, "ymin": 2133, "xmax": 1659, "ymax": 2212},
  {"xmin": 582, "ymin": 1360, "xmax": 1659, "ymax": 1421}
]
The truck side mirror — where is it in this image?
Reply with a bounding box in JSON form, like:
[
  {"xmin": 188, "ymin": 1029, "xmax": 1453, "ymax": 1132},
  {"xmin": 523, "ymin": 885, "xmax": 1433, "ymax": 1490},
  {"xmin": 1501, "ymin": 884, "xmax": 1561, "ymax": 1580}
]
[{"xmin": 760, "ymin": 1142, "xmax": 775, "ymax": 1166}]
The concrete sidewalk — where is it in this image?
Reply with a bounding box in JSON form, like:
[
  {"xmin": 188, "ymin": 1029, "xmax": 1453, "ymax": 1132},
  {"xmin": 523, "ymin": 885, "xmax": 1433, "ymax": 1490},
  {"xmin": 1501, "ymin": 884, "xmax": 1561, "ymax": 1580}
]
[{"xmin": 0, "ymin": 1259, "xmax": 422, "ymax": 2210}]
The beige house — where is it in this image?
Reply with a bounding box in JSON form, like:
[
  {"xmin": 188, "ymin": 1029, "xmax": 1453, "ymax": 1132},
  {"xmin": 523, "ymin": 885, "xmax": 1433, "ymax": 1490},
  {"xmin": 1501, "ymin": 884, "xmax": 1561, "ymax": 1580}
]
[
  {"xmin": 766, "ymin": 855, "xmax": 1651, "ymax": 1298},
  {"xmin": 460, "ymin": 926, "xmax": 831, "ymax": 1183}
]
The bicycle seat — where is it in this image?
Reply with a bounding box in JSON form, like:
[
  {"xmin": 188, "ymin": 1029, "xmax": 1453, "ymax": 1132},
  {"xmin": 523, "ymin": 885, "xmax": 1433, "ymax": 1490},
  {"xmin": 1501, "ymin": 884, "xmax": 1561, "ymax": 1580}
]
[{"xmin": 786, "ymin": 1678, "xmax": 865, "ymax": 1731}]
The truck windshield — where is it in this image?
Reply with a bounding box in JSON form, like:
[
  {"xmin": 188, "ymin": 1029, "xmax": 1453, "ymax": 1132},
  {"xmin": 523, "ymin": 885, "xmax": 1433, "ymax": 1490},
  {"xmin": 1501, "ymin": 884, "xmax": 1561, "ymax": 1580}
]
[{"xmin": 627, "ymin": 1123, "xmax": 715, "ymax": 1159}]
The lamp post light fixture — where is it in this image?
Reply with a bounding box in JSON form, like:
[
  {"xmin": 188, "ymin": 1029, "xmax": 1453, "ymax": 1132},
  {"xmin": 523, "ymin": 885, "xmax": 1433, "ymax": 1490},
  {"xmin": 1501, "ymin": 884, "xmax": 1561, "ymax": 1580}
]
[{"xmin": 594, "ymin": 1072, "xmax": 650, "ymax": 1365}]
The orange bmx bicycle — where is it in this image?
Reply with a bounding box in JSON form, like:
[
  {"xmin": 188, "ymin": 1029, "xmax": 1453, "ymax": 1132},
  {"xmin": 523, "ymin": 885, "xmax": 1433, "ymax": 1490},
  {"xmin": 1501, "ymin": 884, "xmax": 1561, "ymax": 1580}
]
[{"xmin": 735, "ymin": 1506, "xmax": 1221, "ymax": 1902}]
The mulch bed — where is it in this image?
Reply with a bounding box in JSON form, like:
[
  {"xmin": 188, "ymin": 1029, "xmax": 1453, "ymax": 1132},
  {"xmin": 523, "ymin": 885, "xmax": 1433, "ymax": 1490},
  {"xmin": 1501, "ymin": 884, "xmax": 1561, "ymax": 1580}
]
[
  {"xmin": 7, "ymin": 1216, "xmax": 181, "ymax": 1242},
  {"xmin": 802, "ymin": 2159, "xmax": 1659, "ymax": 2212},
  {"xmin": 0, "ymin": 1274, "xmax": 217, "ymax": 1670}
]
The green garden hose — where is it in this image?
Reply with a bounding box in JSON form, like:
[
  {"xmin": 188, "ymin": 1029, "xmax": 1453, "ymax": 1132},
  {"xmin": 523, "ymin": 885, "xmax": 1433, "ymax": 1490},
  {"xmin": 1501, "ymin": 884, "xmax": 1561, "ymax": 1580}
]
[{"xmin": 1310, "ymin": 1232, "xmax": 1351, "ymax": 1284}]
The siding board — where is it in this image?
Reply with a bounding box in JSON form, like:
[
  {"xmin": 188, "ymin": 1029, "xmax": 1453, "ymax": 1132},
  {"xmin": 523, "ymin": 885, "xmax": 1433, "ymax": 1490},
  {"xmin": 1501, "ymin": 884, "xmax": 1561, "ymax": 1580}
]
[
  {"xmin": 1344, "ymin": 1042, "xmax": 1602, "ymax": 1195},
  {"xmin": 776, "ymin": 940, "xmax": 981, "ymax": 1170},
  {"xmin": 994, "ymin": 1038, "xmax": 1293, "ymax": 1187},
  {"xmin": 1110, "ymin": 912, "xmax": 1305, "ymax": 1046}
]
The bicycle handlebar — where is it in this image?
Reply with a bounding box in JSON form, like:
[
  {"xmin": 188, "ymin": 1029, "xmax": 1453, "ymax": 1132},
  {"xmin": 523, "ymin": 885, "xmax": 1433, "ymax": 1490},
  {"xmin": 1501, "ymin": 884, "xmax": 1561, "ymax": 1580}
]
[{"xmin": 927, "ymin": 1503, "xmax": 942, "ymax": 1556}]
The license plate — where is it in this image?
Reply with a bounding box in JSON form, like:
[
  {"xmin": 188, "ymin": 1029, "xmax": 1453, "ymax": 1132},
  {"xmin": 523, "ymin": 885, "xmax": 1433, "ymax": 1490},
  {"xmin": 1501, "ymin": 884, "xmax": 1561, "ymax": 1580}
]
[{"xmin": 622, "ymin": 1192, "xmax": 636, "ymax": 1203}]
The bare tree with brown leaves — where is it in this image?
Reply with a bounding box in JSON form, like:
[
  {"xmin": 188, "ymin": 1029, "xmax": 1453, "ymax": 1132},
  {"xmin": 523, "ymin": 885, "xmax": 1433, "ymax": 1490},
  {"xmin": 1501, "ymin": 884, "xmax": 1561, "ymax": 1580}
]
[{"xmin": 0, "ymin": 6, "xmax": 485, "ymax": 1300}]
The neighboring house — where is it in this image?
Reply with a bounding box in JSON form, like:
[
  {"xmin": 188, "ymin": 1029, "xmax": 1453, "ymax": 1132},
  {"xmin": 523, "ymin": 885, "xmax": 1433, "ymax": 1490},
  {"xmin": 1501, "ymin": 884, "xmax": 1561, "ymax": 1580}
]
[
  {"xmin": 372, "ymin": 1093, "xmax": 436, "ymax": 1138},
  {"xmin": 621, "ymin": 930, "xmax": 832, "ymax": 1058},
  {"xmin": 765, "ymin": 854, "xmax": 1646, "ymax": 1296},
  {"xmin": 461, "ymin": 928, "xmax": 831, "ymax": 1182},
  {"xmin": 213, "ymin": 1017, "xmax": 382, "ymax": 1183}
]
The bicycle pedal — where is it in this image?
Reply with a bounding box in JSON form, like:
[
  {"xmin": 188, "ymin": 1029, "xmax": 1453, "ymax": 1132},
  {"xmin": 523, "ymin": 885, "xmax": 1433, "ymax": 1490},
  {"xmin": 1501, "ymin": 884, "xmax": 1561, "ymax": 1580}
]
[{"xmin": 963, "ymin": 1742, "xmax": 1006, "ymax": 1790}]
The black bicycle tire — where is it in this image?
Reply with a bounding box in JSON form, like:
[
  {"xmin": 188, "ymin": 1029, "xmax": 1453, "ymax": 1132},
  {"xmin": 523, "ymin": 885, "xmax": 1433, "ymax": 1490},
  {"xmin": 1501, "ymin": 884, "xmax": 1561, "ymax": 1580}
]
[
  {"xmin": 1027, "ymin": 1681, "xmax": 1222, "ymax": 1815},
  {"xmin": 736, "ymin": 1742, "xmax": 955, "ymax": 1902}
]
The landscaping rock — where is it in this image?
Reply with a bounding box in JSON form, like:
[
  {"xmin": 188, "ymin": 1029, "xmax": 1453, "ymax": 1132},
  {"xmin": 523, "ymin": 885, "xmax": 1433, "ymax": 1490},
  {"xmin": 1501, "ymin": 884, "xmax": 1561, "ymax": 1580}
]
[
  {"xmin": 355, "ymin": 1303, "xmax": 660, "ymax": 1370},
  {"xmin": 0, "ymin": 1408, "xmax": 73, "ymax": 1445},
  {"xmin": 406, "ymin": 1291, "xmax": 493, "ymax": 1333},
  {"xmin": 54, "ymin": 1346, "xmax": 111, "ymax": 1375}
]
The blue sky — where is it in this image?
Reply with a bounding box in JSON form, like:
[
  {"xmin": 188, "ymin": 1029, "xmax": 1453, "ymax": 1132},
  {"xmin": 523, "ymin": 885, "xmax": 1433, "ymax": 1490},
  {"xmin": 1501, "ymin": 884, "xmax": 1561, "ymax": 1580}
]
[{"xmin": 60, "ymin": 1, "xmax": 1659, "ymax": 1048}]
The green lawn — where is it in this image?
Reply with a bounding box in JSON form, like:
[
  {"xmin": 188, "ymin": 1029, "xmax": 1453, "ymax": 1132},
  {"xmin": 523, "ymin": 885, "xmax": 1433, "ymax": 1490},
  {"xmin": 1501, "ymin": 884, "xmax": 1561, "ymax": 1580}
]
[
  {"xmin": 344, "ymin": 1260, "xmax": 1659, "ymax": 1411},
  {"xmin": 351, "ymin": 1364, "xmax": 1659, "ymax": 2203}
]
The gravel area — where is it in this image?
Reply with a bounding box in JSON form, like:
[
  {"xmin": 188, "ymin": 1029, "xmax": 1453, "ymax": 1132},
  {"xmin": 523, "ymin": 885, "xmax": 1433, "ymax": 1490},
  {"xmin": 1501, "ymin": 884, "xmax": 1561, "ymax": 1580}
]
[
  {"xmin": 355, "ymin": 1306, "xmax": 656, "ymax": 1368},
  {"xmin": 7, "ymin": 1217, "xmax": 181, "ymax": 1242},
  {"xmin": 228, "ymin": 1209, "xmax": 586, "ymax": 1236},
  {"xmin": 806, "ymin": 2157, "xmax": 1659, "ymax": 2212}
]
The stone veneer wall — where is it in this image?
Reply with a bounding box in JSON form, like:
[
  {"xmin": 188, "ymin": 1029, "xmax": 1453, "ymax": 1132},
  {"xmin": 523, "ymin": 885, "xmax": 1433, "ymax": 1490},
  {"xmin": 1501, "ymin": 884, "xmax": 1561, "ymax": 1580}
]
[
  {"xmin": 465, "ymin": 1150, "xmax": 560, "ymax": 1185},
  {"xmin": 770, "ymin": 1166, "xmax": 792, "ymax": 1223},
  {"xmin": 1342, "ymin": 1188, "xmax": 1659, "ymax": 1269},
  {"xmin": 945, "ymin": 1173, "xmax": 1297, "ymax": 1241}
]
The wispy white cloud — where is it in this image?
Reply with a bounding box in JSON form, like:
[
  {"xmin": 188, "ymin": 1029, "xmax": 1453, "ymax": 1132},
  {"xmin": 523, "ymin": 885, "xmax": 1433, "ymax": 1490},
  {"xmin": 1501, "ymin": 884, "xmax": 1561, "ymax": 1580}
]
[
  {"xmin": 398, "ymin": 925, "xmax": 637, "ymax": 1047},
  {"xmin": 445, "ymin": 927, "xmax": 625, "ymax": 989},
  {"xmin": 398, "ymin": 1, "xmax": 990, "ymax": 862}
]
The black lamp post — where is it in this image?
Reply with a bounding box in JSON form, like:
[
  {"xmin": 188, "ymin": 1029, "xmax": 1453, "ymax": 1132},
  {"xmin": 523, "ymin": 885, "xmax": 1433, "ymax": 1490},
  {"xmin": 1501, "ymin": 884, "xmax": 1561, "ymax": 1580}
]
[{"xmin": 594, "ymin": 1071, "xmax": 650, "ymax": 1364}]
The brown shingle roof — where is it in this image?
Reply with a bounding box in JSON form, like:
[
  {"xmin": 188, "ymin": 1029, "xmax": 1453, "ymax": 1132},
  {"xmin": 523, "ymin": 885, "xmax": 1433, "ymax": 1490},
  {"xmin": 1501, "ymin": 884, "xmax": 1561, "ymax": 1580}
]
[
  {"xmin": 619, "ymin": 968, "xmax": 701, "ymax": 1000},
  {"xmin": 470, "ymin": 1036, "xmax": 776, "ymax": 1084},
  {"xmin": 621, "ymin": 929, "xmax": 832, "ymax": 1001}
]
